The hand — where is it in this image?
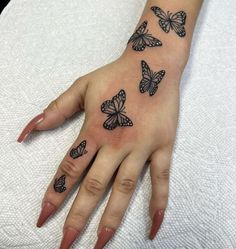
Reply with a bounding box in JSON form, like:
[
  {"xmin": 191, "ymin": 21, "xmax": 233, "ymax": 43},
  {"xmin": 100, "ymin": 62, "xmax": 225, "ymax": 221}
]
[{"xmin": 17, "ymin": 47, "xmax": 186, "ymax": 249}]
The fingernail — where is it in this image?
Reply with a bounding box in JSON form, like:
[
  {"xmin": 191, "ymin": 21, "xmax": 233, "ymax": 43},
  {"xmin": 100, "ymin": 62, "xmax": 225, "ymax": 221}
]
[
  {"xmin": 36, "ymin": 201, "xmax": 57, "ymax": 227},
  {"xmin": 59, "ymin": 227, "xmax": 80, "ymax": 249},
  {"xmin": 149, "ymin": 209, "xmax": 165, "ymax": 240},
  {"xmin": 94, "ymin": 227, "xmax": 115, "ymax": 249},
  {"xmin": 17, "ymin": 113, "xmax": 44, "ymax": 143}
]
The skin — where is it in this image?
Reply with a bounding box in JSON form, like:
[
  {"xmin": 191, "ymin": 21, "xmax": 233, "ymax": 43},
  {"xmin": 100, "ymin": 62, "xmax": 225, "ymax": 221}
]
[{"xmin": 27, "ymin": 0, "xmax": 203, "ymax": 247}]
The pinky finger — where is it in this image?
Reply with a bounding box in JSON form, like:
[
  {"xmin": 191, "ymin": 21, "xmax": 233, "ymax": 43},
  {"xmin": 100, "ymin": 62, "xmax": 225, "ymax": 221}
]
[{"xmin": 149, "ymin": 149, "xmax": 171, "ymax": 240}]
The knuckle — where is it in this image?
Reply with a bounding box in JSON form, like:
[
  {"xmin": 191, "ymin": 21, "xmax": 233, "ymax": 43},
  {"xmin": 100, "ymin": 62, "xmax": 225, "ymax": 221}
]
[
  {"xmin": 67, "ymin": 212, "xmax": 87, "ymax": 228},
  {"xmin": 84, "ymin": 177, "xmax": 105, "ymax": 196},
  {"xmin": 59, "ymin": 160, "xmax": 79, "ymax": 178},
  {"xmin": 116, "ymin": 178, "xmax": 136, "ymax": 194},
  {"xmin": 47, "ymin": 98, "xmax": 60, "ymax": 112},
  {"xmin": 155, "ymin": 168, "xmax": 170, "ymax": 181},
  {"xmin": 159, "ymin": 192, "xmax": 169, "ymax": 200},
  {"xmin": 46, "ymin": 97, "xmax": 68, "ymax": 119}
]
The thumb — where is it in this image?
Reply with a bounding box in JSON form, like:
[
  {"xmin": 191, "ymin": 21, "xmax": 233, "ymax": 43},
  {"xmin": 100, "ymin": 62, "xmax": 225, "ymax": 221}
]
[{"xmin": 17, "ymin": 77, "xmax": 88, "ymax": 142}]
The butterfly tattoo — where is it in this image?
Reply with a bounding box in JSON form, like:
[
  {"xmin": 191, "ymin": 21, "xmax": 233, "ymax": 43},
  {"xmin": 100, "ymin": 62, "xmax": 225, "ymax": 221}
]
[
  {"xmin": 151, "ymin": 6, "xmax": 187, "ymax": 38},
  {"xmin": 139, "ymin": 60, "xmax": 165, "ymax": 96},
  {"xmin": 128, "ymin": 20, "xmax": 162, "ymax": 51},
  {"xmin": 70, "ymin": 140, "xmax": 87, "ymax": 159},
  {"xmin": 101, "ymin": 89, "xmax": 133, "ymax": 130},
  {"xmin": 54, "ymin": 175, "xmax": 66, "ymax": 193}
]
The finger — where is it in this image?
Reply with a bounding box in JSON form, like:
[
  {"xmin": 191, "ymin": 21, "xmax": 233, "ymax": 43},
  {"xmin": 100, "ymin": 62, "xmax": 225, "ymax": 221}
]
[
  {"xmin": 17, "ymin": 77, "xmax": 88, "ymax": 143},
  {"xmin": 149, "ymin": 149, "xmax": 171, "ymax": 240},
  {"xmin": 94, "ymin": 152, "xmax": 148, "ymax": 249},
  {"xmin": 36, "ymin": 132, "xmax": 98, "ymax": 228},
  {"xmin": 59, "ymin": 146, "xmax": 128, "ymax": 249}
]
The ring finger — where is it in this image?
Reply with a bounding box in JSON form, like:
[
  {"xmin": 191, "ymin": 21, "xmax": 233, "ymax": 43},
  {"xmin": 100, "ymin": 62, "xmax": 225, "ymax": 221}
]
[{"xmin": 94, "ymin": 151, "xmax": 148, "ymax": 249}]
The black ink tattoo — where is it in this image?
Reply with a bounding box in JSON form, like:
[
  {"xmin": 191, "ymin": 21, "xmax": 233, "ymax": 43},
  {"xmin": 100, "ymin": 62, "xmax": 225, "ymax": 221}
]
[
  {"xmin": 128, "ymin": 20, "xmax": 162, "ymax": 51},
  {"xmin": 54, "ymin": 175, "xmax": 66, "ymax": 193},
  {"xmin": 139, "ymin": 60, "xmax": 165, "ymax": 96},
  {"xmin": 70, "ymin": 140, "xmax": 87, "ymax": 159},
  {"xmin": 151, "ymin": 6, "xmax": 186, "ymax": 37},
  {"xmin": 101, "ymin": 89, "xmax": 133, "ymax": 130}
]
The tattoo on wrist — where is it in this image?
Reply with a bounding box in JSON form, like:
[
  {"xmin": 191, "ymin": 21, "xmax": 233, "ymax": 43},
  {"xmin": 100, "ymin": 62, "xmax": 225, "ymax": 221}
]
[
  {"xmin": 140, "ymin": 60, "xmax": 165, "ymax": 96},
  {"xmin": 128, "ymin": 20, "xmax": 162, "ymax": 51},
  {"xmin": 54, "ymin": 175, "xmax": 66, "ymax": 193},
  {"xmin": 70, "ymin": 140, "xmax": 87, "ymax": 159},
  {"xmin": 151, "ymin": 6, "xmax": 186, "ymax": 38},
  {"xmin": 101, "ymin": 89, "xmax": 133, "ymax": 130}
]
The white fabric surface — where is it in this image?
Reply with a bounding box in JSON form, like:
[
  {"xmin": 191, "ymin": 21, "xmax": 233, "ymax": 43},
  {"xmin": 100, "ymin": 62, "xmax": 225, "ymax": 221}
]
[{"xmin": 0, "ymin": 0, "xmax": 236, "ymax": 248}]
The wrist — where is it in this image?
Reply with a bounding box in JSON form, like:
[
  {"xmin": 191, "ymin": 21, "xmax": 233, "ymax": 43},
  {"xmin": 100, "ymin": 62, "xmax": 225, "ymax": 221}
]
[{"xmin": 122, "ymin": 14, "xmax": 190, "ymax": 71}]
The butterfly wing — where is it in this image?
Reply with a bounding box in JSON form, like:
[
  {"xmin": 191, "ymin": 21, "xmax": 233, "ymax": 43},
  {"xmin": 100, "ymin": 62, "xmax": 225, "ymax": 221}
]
[
  {"xmin": 117, "ymin": 113, "xmax": 133, "ymax": 127},
  {"xmin": 149, "ymin": 70, "xmax": 165, "ymax": 96},
  {"xmin": 170, "ymin": 11, "xmax": 186, "ymax": 37},
  {"xmin": 151, "ymin": 6, "xmax": 168, "ymax": 20},
  {"xmin": 112, "ymin": 89, "xmax": 126, "ymax": 112},
  {"xmin": 70, "ymin": 140, "xmax": 87, "ymax": 159},
  {"xmin": 103, "ymin": 114, "xmax": 119, "ymax": 130},
  {"xmin": 171, "ymin": 21, "xmax": 186, "ymax": 37},
  {"xmin": 128, "ymin": 32, "xmax": 139, "ymax": 44},
  {"xmin": 128, "ymin": 20, "xmax": 147, "ymax": 44},
  {"xmin": 135, "ymin": 20, "xmax": 148, "ymax": 35},
  {"xmin": 139, "ymin": 60, "xmax": 152, "ymax": 93},
  {"xmin": 70, "ymin": 148, "xmax": 79, "ymax": 159},
  {"xmin": 171, "ymin": 11, "xmax": 186, "ymax": 25},
  {"xmin": 151, "ymin": 6, "xmax": 170, "ymax": 33},
  {"xmin": 101, "ymin": 100, "xmax": 116, "ymax": 115},
  {"xmin": 131, "ymin": 37, "xmax": 146, "ymax": 51},
  {"xmin": 54, "ymin": 175, "xmax": 66, "ymax": 193},
  {"xmin": 143, "ymin": 34, "xmax": 162, "ymax": 48},
  {"xmin": 77, "ymin": 140, "xmax": 87, "ymax": 156},
  {"xmin": 159, "ymin": 19, "xmax": 171, "ymax": 33}
]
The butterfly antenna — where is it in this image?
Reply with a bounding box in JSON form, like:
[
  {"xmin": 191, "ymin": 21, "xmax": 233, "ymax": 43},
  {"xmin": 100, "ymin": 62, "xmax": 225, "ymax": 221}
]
[{"xmin": 167, "ymin": 11, "xmax": 172, "ymax": 19}]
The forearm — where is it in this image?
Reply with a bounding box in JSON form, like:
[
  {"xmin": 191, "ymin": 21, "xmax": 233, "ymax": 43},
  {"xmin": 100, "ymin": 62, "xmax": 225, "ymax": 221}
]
[{"xmin": 124, "ymin": 0, "xmax": 203, "ymax": 68}]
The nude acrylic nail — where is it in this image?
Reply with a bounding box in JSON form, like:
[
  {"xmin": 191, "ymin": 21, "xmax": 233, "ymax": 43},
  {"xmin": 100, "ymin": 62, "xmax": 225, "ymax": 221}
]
[
  {"xmin": 94, "ymin": 227, "xmax": 115, "ymax": 249},
  {"xmin": 36, "ymin": 201, "xmax": 57, "ymax": 228},
  {"xmin": 17, "ymin": 113, "xmax": 44, "ymax": 143},
  {"xmin": 59, "ymin": 227, "xmax": 80, "ymax": 249},
  {"xmin": 149, "ymin": 209, "xmax": 165, "ymax": 240}
]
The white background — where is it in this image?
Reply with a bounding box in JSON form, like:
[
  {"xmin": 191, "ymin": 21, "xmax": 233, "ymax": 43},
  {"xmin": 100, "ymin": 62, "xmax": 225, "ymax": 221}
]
[{"xmin": 0, "ymin": 0, "xmax": 235, "ymax": 248}]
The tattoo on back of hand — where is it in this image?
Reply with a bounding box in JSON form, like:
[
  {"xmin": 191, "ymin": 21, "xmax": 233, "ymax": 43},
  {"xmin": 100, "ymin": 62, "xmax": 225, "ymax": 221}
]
[
  {"xmin": 140, "ymin": 60, "xmax": 165, "ymax": 96},
  {"xmin": 70, "ymin": 140, "xmax": 87, "ymax": 159},
  {"xmin": 128, "ymin": 20, "xmax": 162, "ymax": 51},
  {"xmin": 101, "ymin": 89, "xmax": 133, "ymax": 130},
  {"xmin": 54, "ymin": 175, "xmax": 66, "ymax": 193},
  {"xmin": 151, "ymin": 6, "xmax": 186, "ymax": 37}
]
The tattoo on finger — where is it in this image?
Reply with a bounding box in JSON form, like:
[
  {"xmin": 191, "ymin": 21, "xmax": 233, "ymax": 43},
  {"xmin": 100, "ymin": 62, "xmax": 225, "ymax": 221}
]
[
  {"xmin": 54, "ymin": 175, "xmax": 66, "ymax": 193},
  {"xmin": 70, "ymin": 140, "xmax": 87, "ymax": 159}
]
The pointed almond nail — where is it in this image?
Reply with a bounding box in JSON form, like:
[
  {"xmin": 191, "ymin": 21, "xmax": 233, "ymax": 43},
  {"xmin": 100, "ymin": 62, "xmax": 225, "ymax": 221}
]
[
  {"xmin": 149, "ymin": 209, "xmax": 165, "ymax": 240},
  {"xmin": 59, "ymin": 227, "xmax": 80, "ymax": 249},
  {"xmin": 36, "ymin": 201, "xmax": 57, "ymax": 227},
  {"xmin": 94, "ymin": 227, "xmax": 115, "ymax": 249},
  {"xmin": 17, "ymin": 113, "xmax": 44, "ymax": 143}
]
